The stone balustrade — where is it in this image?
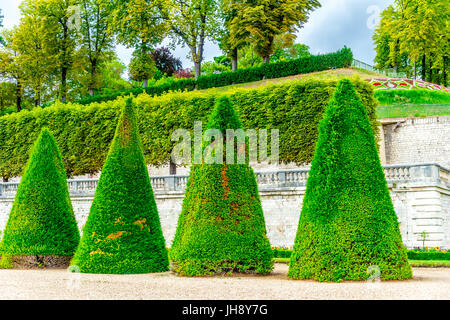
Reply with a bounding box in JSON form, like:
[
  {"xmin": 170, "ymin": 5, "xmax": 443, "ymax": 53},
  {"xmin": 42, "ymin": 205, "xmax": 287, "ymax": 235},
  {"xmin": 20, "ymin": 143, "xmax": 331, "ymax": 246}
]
[
  {"xmin": 0, "ymin": 163, "xmax": 449, "ymax": 249},
  {"xmin": 0, "ymin": 163, "xmax": 448, "ymax": 197}
]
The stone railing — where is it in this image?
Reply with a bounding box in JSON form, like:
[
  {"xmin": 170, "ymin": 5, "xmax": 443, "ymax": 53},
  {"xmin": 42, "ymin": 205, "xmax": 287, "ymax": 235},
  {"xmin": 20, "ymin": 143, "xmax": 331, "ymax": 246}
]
[{"xmin": 0, "ymin": 163, "xmax": 448, "ymax": 198}]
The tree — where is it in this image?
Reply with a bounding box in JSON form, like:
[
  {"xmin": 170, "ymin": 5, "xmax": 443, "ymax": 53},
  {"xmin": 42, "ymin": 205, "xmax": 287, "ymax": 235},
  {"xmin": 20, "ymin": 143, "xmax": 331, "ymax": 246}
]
[
  {"xmin": 0, "ymin": 29, "xmax": 25, "ymax": 112},
  {"xmin": 170, "ymin": 96, "xmax": 273, "ymax": 276},
  {"xmin": 9, "ymin": 16, "xmax": 55, "ymax": 107},
  {"xmin": 70, "ymin": 99, "xmax": 169, "ymax": 274},
  {"xmin": 108, "ymin": 0, "xmax": 167, "ymax": 87},
  {"xmin": 288, "ymin": 79, "xmax": 412, "ymax": 282},
  {"xmin": 21, "ymin": 0, "xmax": 81, "ymax": 103},
  {"xmin": 0, "ymin": 128, "xmax": 80, "ymax": 268},
  {"xmin": 229, "ymin": 0, "xmax": 320, "ymax": 63},
  {"xmin": 159, "ymin": 0, "xmax": 222, "ymax": 78},
  {"xmin": 128, "ymin": 49, "xmax": 157, "ymax": 84},
  {"xmin": 0, "ymin": 82, "xmax": 16, "ymax": 112},
  {"xmin": 373, "ymin": 0, "xmax": 449, "ymax": 84},
  {"xmin": 151, "ymin": 47, "xmax": 182, "ymax": 77},
  {"xmin": 79, "ymin": 0, "xmax": 115, "ymax": 96},
  {"xmin": 0, "ymin": 8, "xmax": 4, "ymax": 46}
]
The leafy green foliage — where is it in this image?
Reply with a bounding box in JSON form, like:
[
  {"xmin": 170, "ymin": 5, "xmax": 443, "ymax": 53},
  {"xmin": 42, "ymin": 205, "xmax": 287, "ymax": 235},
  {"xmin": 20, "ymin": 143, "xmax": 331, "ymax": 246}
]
[
  {"xmin": 288, "ymin": 79, "xmax": 412, "ymax": 282},
  {"xmin": 0, "ymin": 128, "xmax": 79, "ymax": 256},
  {"xmin": 170, "ymin": 97, "xmax": 273, "ymax": 276},
  {"xmin": 197, "ymin": 48, "xmax": 353, "ymax": 89},
  {"xmin": 407, "ymin": 249, "xmax": 450, "ymax": 261},
  {"xmin": 375, "ymin": 89, "xmax": 450, "ymax": 106},
  {"xmin": 70, "ymin": 99, "xmax": 169, "ymax": 274},
  {"xmin": 128, "ymin": 49, "xmax": 157, "ymax": 83},
  {"xmin": 74, "ymin": 48, "xmax": 352, "ymax": 105},
  {"xmin": 0, "ymin": 78, "xmax": 378, "ymax": 179}
]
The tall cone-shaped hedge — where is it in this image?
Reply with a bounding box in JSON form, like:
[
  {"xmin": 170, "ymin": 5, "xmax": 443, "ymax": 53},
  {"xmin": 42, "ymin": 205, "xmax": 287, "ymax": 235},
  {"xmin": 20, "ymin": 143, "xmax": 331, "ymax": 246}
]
[
  {"xmin": 170, "ymin": 96, "xmax": 273, "ymax": 276},
  {"xmin": 0, "ymin": 128, "xmax": 79, "ymax": 267},
  {"xmin": 288, "ymin": 79, "xmax": 412, "ymax": 282},
  {"xmin": 71, "ymin": 99, "xmax": 169, "ymax": 274}
]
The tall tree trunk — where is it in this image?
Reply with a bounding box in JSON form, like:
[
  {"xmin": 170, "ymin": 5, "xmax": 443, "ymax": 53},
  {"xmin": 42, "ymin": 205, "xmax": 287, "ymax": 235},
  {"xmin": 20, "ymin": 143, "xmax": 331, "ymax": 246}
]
[
  {"xmin": 89, "ymin": 63, "xmax": 97, "ymax": 96},
  {"xmin": 16, "ymin": 80, "xmax": 22, "ymax": 112},
  {"xmin": 421, "ymin": 55, "xmax": 426, "ymax": 81},
  {"xmin": 61, "ymin": 66, "xmax": 67, "ymax": 103},
  {"xmin": 263, "ymin": 56, "xmax": 270, "ymax": 63},
  {"xmin": 443, "ymin": 56, "xmax": 448, "ymax": 87},
  {"xmin": 143, "ymin": 79, "xmax": 148, "ymax": 88},
  {"xmin": 194, "ymin": 61, "xmax": 201, "ymax": 80},
  {"xmin": 414, "ymin": 60, "xmax": 417, "ymax": 79},
  {"xmin": 231, "ymin": 47, "xmax": 238, "ymax": 72}
]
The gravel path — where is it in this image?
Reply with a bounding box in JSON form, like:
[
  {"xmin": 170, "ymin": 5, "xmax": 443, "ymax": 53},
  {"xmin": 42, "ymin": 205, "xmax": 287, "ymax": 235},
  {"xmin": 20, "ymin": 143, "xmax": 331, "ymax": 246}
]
[{"xmin": 0, "ymin": 264, "xmax": 448, "ymax": 300}]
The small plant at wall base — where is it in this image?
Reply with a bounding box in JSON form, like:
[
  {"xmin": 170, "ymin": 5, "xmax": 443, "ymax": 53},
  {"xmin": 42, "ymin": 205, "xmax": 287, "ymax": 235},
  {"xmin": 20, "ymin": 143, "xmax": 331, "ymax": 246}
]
[
  {"xmin": 70, "ymin": 99, "xmax": 169, "ymax": 274},
  {"xmin": 170, "ymin": 96, "xmax": 273, "ymax": 276},
  {"xmin": 288, "ymin": 79, "xmax": 412, "ymax": 282},
  {"xmin": 0, "ymin": 128, "xmax": 80, "ymax": 268}
]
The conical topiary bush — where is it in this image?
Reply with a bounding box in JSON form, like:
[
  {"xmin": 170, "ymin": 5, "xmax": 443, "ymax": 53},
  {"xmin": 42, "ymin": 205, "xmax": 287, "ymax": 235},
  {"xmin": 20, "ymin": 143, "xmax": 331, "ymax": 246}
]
[
  {"xmin": 0, "ymin": 128, "xmax": 80, "ymax": 268},
  {"xmin": 288, "ymin": 79, "xmax": 412, "ymax": 282},
  {"xmin": 70, "ymin": 99, "xmax": 169, "ymax": 274},
  {"xmin": 170, "ymin": 96, "xmax": 273, "ymax": 276}
]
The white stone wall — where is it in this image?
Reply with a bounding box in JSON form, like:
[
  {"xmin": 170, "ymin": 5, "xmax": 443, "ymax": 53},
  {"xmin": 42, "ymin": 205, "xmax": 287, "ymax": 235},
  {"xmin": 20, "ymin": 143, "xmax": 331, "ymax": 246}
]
[
  {"xmin": 1, "ymin": 184, "xmax": 448, "ymax": 250},
  {"xmin": 381, "ymin": 116, "xmax": 450, "ymax": 168}
]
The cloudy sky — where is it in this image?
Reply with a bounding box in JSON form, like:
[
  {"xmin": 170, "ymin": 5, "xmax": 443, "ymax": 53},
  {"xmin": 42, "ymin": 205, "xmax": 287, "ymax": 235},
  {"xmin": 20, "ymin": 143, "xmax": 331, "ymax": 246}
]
[{"xmin": 1, "ymin": 0, "xmax": 394, "ymax": 68}]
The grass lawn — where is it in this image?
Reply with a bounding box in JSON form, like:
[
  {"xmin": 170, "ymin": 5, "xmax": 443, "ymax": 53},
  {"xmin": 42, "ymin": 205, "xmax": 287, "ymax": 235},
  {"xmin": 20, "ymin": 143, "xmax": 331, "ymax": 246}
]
[
  {"xmin": 274, "ymin": 258, "xmax": 450, "ymax": 268},
  {"xmin": 377, "ymin": 104, "xmax": 450, "ymax": 118}
]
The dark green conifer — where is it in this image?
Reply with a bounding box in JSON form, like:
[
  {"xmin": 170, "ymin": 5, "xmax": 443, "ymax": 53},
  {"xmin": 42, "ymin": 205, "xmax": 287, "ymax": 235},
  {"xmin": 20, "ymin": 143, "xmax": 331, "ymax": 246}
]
[
  {"xmin": 70, "ymin": 99, "xmax": 169, "ymax": 274},
  {"xmin": 0, "ymin": 128, "xmax": 79, "ymax": 267},
  {"xmin": 170, "ymin": 96, "xmax": 273, "ymax": 276},
  {"xmin": 288, "ymin": 79, "xmax": 412, "ymax": 282}
]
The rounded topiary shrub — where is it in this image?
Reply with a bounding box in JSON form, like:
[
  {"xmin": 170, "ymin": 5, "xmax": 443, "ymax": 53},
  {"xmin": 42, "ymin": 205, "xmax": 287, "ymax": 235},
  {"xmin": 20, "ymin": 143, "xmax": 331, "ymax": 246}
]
[
  {"xmin": 288, "ymin": 79, "xmax": 412, "ymax": 282},
  {"xmin": 170, "ymin": 96, "xmax": 273, "ymax": 276},
  {"xmin": 0, "ymin": 128, "xmax": 80, "ymax": 268},
  {"xmin": 70, "ymin": 99, "xmax": 169, "ymax": 274}
]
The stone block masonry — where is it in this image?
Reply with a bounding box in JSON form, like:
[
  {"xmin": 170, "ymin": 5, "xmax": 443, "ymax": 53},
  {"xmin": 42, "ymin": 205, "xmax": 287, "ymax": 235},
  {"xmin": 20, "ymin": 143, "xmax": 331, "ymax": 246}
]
[
  {"xmin": 0, "ymin": 164, "xmax": 449, "ymax": 249},
  {"xmin": 380, "ymin": 116, "xmax": 450, "ymax": 168}
]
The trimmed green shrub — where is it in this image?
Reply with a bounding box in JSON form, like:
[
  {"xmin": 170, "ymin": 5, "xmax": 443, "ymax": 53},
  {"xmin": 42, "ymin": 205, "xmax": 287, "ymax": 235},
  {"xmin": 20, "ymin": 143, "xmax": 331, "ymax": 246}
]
[
  {"xmin": 74, "ymin": 77, "xmax": 197, "ymax": 105},
  {"xmin": 288, "ymin": 79, "xmax": 412, "ymax": 282},
  {"xmin": 407, "ymin": 249, "xmax": 450, "ymax": 261},
  {"xmin": 69, "ymin": 48, "xmax": 352, "ymax": 105},
  {"xmin": 70, "ymin": 99, "xmax": 169, "ymax": 274},
  {"xmin": 196, "ymin": 48, "xmax": 353, "ymax": 89},
  {"xmin": 374, "ymin": 89, "xmax": 450, "ymax": 106},
  {"xmin": 0, "ymin": 78, "xmax": 378, "ymax": 179},
  {"xmin": 170, "ymin": 97, "xmax": 273, "ymax": 276},
  {"xmin": 0, "ymin": 128, "xmax": 79, "ymax": 257}
]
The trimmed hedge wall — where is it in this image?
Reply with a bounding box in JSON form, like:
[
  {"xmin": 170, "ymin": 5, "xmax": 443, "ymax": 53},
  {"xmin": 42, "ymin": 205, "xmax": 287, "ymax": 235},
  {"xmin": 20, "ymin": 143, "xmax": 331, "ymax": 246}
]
[
  {"xmin": 72, "ymin": 48, "xmax": 352, "ymax": 105},
  {"xmin": 407, "ymin": 250, "xmax": 450, "ymax": 261},
  {"xmin": 272, "ymin": 249, "xmax": 450, "ymax": 261},
  {"xmin": 197, "ymin": 48, "xmax": 353, "ymax": 89},
  {"xmin": 0, "ymin": 78, "xmax": 377, "ymax": 179}
]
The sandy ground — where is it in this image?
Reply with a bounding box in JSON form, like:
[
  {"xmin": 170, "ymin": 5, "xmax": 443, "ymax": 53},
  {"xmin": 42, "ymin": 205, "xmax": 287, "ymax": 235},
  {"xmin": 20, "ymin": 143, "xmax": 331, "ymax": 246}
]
[{"xmin": 0, "ymin": 264, "xmax": 448, "ymax": 300}]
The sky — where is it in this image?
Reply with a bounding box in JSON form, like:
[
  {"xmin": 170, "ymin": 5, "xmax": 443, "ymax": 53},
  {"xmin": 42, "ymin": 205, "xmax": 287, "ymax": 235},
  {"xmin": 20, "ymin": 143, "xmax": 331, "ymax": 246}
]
[{"xmin": 1, "ymin": 0, "xmax": 394, "ymax": 69}]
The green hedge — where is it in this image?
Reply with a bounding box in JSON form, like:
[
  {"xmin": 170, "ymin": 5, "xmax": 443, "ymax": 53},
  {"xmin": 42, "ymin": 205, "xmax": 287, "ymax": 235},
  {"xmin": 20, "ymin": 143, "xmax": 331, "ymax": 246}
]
[
  {"xmin": 197, "ymin": 48, "xmax": 353, "ymax": 89},
  {"xmin": 0, "ymin": 78, "xmax": 377, "ymax": 179},
  {"xmin": 374, "ymin": 89, "xmax": 450, "ymax": 106},
  {"xmin": 71, "ymin": 48, "xmax": 352, "ymax": 106},
  {"xmin": 272, "ymin": 249, "xmax": 450, "ymax": 261},
  {"xmin": 407, "ymin": 250, "xmax": 450, "ymax": 261},
  {"xmin": 74, "ymin": 77, "xmax": 197, "ymax": 106}
]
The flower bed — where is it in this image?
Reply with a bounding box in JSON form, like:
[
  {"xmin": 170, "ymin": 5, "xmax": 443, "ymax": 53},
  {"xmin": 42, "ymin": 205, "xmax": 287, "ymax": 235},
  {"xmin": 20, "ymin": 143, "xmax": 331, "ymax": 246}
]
[{"xmin": 367, "ymin": 78, "xmax": 450, "ymax": 92}]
